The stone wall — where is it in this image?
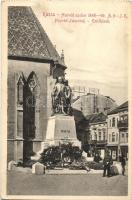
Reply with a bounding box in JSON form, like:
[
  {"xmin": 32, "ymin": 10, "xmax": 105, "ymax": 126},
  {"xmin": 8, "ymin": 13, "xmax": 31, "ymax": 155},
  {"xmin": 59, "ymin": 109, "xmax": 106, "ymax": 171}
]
[{"xmin": 7, "ymin": 59, "xmax": 54, "ymax": 162}]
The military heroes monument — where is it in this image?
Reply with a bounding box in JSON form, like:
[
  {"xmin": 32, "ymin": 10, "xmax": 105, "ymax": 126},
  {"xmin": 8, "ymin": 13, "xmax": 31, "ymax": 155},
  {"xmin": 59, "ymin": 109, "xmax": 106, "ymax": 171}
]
[
  {"xmin": 31, "ymin": 76, "xmax": 81, "ymax": 160},
  {"xmin": 44, "ymin": 76, "xmax": 81, "ymax": 148}
]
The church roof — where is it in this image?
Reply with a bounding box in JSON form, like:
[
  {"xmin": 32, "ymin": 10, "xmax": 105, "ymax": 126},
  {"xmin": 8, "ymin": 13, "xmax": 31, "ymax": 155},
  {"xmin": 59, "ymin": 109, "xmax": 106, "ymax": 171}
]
[{"xmin": 8, "ymin": 6, "xmax": 66, "ymax": 68}]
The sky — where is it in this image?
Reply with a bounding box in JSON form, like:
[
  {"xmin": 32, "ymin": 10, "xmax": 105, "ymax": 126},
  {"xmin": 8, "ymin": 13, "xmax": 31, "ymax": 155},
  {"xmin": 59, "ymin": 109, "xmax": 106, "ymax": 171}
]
[{"xmin": 32, "ymin": 0, "xmax": 130, "ymax": 105}]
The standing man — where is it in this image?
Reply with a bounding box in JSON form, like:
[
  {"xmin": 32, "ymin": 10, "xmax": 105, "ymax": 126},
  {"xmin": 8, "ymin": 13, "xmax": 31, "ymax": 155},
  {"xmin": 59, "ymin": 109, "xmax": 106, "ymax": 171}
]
[
  {"xmin": 120, "ymin": 154, "xmax": 126, "ymax": 175},
  {"xmin": 64, "ymin": 80, "xmax": 72, "ymax": 115},
  {"xmin": 103, "ymin": 151, "xmax": 112, "ymax": 177},
  {"xmin": 52, "ymin": 76, "xmax": 66, "ymax": 114}
]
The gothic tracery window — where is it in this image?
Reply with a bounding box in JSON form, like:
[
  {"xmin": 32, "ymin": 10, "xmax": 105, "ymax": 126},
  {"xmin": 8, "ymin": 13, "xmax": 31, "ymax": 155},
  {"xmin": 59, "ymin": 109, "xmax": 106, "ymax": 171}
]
[
  {"xmin": 16, "ymin": 73, "xmax": 25, "ymax": 138},
  {"xmin": 17, "ymin": 75, "xmax": 24, "ymax": 105},
  {"xmin": 23, "ymin": 71, "xmax": 40, "ymax": 139}
]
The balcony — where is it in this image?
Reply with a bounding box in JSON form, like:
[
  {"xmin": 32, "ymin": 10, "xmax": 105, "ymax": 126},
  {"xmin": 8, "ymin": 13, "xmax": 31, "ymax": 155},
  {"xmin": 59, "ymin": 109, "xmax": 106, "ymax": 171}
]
[
  {"xmin": 118, "ymin": 120, "xmax": 128, "ymax": 130},
  {"xmin": 120, "ymin": 134, "xmax": 128, "ymax": 144},
  {"xmin": 120, "ymin": 138, "xmax": 128, "ymax": 144},
  {"xmin": 97, "ymin": 140, "xmax": 107, "ymax": 145},
  {"xmin": 89, "ymin": 140, "xmax": 107, "ymax": 145},
  {"xmin": 88, "ymin": 140, "xmax": 96, "ymax": 145}
]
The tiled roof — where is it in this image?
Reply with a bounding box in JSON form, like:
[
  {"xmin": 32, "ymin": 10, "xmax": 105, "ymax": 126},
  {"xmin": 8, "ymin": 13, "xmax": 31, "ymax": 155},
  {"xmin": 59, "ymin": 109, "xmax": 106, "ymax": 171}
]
[
  {"xmin": 8, "ymin": 6, "xmax": 66, "ymax": 67},
  {"xmin": 108, "ymin": 101, "xmax": 128, "ymax": 115},
  {"xmin": 118, "ymin": 101, "xmax": 128, "ymax": 110},
  {"xmin": 86, "ymin": 112, "xmax": 107, "ymax": 124},
  {"xmin": 76, "ymin": 112, "xmax": 107, "ymax": 131}
]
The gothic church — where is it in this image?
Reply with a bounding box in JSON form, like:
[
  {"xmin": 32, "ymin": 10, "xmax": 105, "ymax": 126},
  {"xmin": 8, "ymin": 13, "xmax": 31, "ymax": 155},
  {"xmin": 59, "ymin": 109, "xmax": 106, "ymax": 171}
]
[{"xmin": 8, "ymin": 6, "xmax": 66, "ymax": 162}]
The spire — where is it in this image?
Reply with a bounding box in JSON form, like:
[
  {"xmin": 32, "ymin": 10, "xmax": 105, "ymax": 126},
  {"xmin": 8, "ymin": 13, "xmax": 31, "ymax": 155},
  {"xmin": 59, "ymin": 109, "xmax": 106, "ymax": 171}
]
[{"xmin": 61, "ymin": 49, "xmax": 65, "ymax": 63}]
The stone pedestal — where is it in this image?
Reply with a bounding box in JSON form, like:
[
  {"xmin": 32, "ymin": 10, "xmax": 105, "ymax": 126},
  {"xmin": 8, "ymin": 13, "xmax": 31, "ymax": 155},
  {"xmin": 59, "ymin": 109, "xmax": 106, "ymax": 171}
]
[
  {"xmin": 31, "ymin": 115, "xmax": 81, "ymax": 160},
  {"xmin": 8, "ymin": 160, "xmax": 17, "ymax": 171},
  {"xmin": 43, "ymin": 115, "xmax": 81, "ymax": 148},
  {"xmin": 32, "ymin": 162, "xmax": 45, "ymax": 175}
]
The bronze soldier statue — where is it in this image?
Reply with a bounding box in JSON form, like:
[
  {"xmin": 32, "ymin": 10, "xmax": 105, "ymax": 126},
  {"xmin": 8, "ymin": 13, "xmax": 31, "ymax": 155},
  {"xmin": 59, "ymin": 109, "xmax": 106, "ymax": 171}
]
[
  {"xmin": 51, "ymin": 76, "xmax": 72, "ymax": 115},
  {"xmin": 63, "ymin": 80, "xmax": 72, "ymax": 115}
]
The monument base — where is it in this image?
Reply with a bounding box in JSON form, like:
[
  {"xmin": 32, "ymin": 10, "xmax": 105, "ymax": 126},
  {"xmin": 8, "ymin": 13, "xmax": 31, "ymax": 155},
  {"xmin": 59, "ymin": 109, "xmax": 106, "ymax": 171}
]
[
  {"xmin": 44, "ymin": 114, "xmax": 81, "ymax": 147},
  {"xmin": 31, "ymin": 115, "xmax": 81, "ymax": 160},
  {"xmin": 41, "ymin": 138, "xmax": 81, "ymax": 149}
]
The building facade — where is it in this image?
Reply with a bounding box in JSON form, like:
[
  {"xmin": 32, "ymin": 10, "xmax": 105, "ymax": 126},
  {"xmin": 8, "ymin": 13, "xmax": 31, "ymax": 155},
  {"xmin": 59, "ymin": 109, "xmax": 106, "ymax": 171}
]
[
  {"xmin": 76, "ymin": 112, "xmax": 107, "ymax": 157},
  {"xmin": 86, "ymin": 113, "xmax": 107, "ymax": 158},
  {"xmin": 117, "ymin": 102, "xmax": 128, "ymax": 159},
  {"xmin": 89, "ymin": 113, "xmax": 107, "ymax": 159},
  {"xmin": 8, "ymin": 7, "xmax": 66, "ymax": 163},
  {"xmin": 107, "ymin": 101, "xmax": 128, "ymax": 160},
  {"xmin": 76, "ymin": 101, "xmax": 128, "ymax": 161},
  {"xmin": 107, "ymin": 113, "xmax": 119, "ymax": 160}
]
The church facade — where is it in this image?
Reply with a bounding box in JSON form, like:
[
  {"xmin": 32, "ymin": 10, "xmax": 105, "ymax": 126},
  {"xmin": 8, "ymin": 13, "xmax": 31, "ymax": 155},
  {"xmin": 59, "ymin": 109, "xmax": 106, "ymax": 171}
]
[{"xmin": 7, "ymin": 6, "xmax": 66, "ymax": 163}]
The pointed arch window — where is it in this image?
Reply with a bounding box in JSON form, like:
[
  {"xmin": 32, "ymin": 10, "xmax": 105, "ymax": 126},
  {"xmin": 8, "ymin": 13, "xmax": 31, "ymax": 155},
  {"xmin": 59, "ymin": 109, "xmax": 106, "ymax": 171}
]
[
  {"xmin": 23, "ymin": 71, "xmax": 40, "ymax": 139},
  {"xmin": 17, "ymin": 75, "xmax": 24, "ymax": 105},
  {"xmin": 28, "ymin": 72, "xmax": 37, "ymax": 93}
]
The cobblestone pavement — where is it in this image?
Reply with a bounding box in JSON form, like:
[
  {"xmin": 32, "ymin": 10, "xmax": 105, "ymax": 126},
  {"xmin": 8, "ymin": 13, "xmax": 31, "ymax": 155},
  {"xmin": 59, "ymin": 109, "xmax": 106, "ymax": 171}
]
[{"xmin": 7, "ymin": 171, "xmax": 128, "ymax": 196}]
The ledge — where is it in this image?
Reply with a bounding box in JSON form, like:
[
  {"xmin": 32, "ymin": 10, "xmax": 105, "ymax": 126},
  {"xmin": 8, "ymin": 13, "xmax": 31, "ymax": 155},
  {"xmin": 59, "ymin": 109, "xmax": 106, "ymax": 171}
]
[{"xmin": 7, "ymin": 138, "xmax": 24, "ymax": 141}]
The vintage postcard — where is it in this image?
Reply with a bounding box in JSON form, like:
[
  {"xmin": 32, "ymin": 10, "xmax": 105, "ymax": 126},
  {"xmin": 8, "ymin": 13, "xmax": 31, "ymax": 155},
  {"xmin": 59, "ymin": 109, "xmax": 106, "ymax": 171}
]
[{"xmin": 1, "ymin": 0, "xmax": 132, "ymax": 199}]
